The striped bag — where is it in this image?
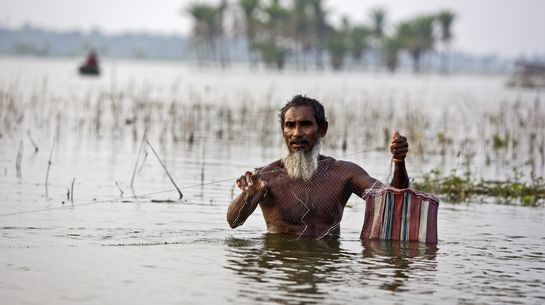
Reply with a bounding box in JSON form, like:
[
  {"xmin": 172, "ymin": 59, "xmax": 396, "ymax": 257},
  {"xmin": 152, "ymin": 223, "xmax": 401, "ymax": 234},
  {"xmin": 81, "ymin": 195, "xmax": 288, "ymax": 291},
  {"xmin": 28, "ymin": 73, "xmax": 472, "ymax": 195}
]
[{"xmin": 360, "ymin": 187, "xmax": 439, "ymax": 244}]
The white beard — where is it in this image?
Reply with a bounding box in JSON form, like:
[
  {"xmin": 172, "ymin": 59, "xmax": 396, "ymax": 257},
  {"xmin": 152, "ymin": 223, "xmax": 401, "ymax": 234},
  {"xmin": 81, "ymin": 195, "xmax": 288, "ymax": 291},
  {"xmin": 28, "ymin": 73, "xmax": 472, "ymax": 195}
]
[{"xmin": 282, "ymin": 140, "xmax": 321, "ymax": 181}]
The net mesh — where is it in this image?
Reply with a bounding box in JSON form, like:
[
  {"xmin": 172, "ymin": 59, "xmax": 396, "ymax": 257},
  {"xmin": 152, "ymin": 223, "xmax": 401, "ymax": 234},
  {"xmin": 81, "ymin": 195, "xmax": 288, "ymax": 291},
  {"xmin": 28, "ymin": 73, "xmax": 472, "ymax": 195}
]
[
  {"xmin": 228, "ymin": 153, "xmax": 384, "ymax": 240},
  {"xmin": 227, "ymin": 151, "xmax": 438, "ymax": 243}
]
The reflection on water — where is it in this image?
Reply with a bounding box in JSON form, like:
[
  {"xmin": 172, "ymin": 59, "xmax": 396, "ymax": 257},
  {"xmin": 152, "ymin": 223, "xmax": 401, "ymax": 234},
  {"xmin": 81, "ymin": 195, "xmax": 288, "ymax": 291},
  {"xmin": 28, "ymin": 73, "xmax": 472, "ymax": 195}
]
[
  {"xmin": 224, "ymin": 235, "xmax": 438, "ymax": 304},
  {"xmin": 362, "ymin": 240, "xmax": 438, "ymax": 293}
]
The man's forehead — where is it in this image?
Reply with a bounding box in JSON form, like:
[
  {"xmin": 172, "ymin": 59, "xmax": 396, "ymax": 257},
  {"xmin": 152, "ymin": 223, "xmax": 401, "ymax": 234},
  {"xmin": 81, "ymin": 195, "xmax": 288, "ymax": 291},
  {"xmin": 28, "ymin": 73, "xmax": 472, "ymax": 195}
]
[{"xmin": 284, "ymin": 105, "xmax": 315, "ymax": 120}]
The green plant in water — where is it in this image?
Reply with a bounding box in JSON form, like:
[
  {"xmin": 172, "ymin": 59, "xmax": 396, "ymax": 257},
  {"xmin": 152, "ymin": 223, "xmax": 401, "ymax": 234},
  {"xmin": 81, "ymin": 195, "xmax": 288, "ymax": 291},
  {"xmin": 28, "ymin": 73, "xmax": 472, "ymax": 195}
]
[
  {"xmin": 492, "ymin": 133, "xmax": 510, "ymax": 150},
  {"xmin": 436, "ymin": 132, "xmax": 452, "ymax": 144},
  {"xmin": 414, "ymin": 169, "xmax": 472, "ymax": 202},
  {"xmin": 413, "ymin": 169, "xmax": 545, "ymax": 207}
]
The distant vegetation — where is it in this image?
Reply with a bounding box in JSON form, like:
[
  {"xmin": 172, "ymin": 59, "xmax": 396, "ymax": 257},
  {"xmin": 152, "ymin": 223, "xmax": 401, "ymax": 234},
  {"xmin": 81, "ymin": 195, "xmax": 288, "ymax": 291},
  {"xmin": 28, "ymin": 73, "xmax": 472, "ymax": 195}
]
[
  {"xmin": 0, "ymin": 8, "xmax": 515, "ymax": 73},
  {"xmin": 185, "ymin": 0, "xmax": 456, "ymax": 72},
  {"xmin": 0, "ymin": 24, "xmax": 189, "ymax": 60}
]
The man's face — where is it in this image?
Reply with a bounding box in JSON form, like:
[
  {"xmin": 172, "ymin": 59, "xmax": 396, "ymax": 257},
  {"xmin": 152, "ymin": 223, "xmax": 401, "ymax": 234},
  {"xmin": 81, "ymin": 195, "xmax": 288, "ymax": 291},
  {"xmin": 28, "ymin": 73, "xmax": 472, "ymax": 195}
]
[{"xmin": 283, "ymin": 106, "xmax": 326, "ymax": 153}]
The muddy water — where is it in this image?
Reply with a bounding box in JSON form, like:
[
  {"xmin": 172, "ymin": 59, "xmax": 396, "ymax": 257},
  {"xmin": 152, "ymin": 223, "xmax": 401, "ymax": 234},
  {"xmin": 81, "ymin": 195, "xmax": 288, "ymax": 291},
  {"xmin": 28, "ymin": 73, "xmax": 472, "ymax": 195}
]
[{"xmin": 1, "ymin": 57, "xmax": 544, "ymax": 304}]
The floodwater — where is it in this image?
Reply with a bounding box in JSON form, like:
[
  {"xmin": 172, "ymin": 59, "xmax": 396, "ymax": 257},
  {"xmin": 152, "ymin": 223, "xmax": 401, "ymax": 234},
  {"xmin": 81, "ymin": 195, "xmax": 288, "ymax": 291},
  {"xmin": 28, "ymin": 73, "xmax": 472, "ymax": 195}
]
[{"xmin": 1, "ymin": 57, "xmax": 544, "ymax": 304}]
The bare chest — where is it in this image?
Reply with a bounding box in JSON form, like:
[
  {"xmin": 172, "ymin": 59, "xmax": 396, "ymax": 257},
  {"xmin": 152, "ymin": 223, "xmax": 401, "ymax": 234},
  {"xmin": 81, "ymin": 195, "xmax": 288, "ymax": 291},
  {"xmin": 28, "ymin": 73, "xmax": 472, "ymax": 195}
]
[{"xmin": 261, "ymin": 171, "xmax": 352, "ymax": 225}]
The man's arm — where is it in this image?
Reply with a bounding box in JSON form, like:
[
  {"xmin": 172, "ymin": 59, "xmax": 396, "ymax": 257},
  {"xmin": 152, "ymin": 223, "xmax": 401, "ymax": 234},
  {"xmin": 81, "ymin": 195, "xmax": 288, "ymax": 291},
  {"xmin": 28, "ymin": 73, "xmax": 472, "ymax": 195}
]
[
  {"xmin": 347, "ymin": 131, "xmax": 410, "ymax": 196},
  {"xmin": 390, "ymin": 160, "xmax": 409, "ymax": 188},
  {"xmin": 390, "ymin": 131, "xmax": 409, "ymax": 189},
  {"xmin": 226, "ymin": 171, "xmax": 267, "ymax": 228},
  {"xmin": 345, "ymin": 162, "xmax": 384, "ymax": 198}
]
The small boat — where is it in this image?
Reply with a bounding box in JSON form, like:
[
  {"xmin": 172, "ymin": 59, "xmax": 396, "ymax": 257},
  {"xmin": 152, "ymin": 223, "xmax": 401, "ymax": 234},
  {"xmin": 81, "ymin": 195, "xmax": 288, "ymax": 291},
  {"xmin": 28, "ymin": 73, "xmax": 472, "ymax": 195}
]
[
  {"xmin": 79, "ymin": 51, "xmax": 100, "ymax": 76},
  {"xmin": 507, "ymin": 61, "xmax": 545, "ymax": 88},
  {"xmin": 79, "ymin": 65, "xmax": 100, "ymax": 75}
]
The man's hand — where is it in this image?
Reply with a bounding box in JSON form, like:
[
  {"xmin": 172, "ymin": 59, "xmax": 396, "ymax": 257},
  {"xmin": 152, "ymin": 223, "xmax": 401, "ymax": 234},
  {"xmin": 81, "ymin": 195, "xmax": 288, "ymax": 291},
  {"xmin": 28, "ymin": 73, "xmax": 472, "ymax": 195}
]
[
  {"xmin": 390, "ymin": 131, "xmax": 408, "ymax": 163},
  {"xmin": 236, "ymin": 171, "xmax": 267, "ymax": 194},
  {"xmin": 228, "ymin": 171, "xmax": 267, "ymax": 228}
]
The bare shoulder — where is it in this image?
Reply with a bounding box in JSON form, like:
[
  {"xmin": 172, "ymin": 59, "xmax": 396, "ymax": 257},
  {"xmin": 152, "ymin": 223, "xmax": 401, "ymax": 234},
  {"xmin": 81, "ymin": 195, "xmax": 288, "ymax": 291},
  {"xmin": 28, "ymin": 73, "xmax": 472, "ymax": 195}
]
[
  {"xmin": 256, "ymin": 159, "xmax": 282, "ymax": 171},
  {"xmin": 327, "ymin": 158, "xmax": 382, "ymax": 194},
  {"xmin": 329, "ymin": 158, "xmax": 367, "ymax": 172},
  {"xmin": 254, "ymin": 159, "xmax": 283, "ymax": 179}
]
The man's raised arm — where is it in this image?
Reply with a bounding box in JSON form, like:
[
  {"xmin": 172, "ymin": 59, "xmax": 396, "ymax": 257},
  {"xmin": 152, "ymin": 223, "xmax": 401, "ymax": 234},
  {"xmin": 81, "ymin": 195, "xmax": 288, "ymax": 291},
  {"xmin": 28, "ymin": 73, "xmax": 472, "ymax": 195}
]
[{"xmin": 389, "ymin": 131, "xmax": 409, "ymax": 189}]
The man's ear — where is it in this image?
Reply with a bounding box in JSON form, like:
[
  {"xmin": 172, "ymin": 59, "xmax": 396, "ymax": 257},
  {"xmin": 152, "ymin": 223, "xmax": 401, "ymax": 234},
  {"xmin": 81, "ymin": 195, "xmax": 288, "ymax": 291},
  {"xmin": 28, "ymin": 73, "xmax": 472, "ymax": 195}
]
[{"xmin": 319, "ymin": 121, "xmax": 328, "ymax": 137}]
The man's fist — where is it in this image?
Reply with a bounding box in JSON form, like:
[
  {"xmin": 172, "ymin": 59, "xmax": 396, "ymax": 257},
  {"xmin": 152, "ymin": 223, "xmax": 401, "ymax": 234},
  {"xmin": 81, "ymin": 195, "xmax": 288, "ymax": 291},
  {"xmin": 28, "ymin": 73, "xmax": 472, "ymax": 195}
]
[
  {"xmin": 236, "ymin": 171, "xmax": 267, "ymax": 193},
  {"xmin": 390, "ymin": 131, "xmax": 409, "ymax": 163}
]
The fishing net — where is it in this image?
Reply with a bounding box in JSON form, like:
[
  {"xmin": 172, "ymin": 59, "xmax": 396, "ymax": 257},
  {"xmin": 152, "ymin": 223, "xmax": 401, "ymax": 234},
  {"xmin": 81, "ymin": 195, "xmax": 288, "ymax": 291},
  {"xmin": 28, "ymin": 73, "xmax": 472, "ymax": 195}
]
[{"xmin": 227, "ymin": 152, "xmax": 439, "ymax": 244}]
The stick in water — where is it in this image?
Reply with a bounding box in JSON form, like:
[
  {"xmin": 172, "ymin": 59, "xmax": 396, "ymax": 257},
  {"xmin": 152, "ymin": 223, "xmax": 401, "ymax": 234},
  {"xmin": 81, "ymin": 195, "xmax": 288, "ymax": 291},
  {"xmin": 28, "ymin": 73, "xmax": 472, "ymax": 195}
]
[
  {"xmin": 145, "ymin": 140, "xmax": 183, "ymax": 200},
  {"xmin": 130, "ymin": 128, "xmax": 148, "ymax": 189},
  {"xmin": 45, "ymin": 135, "xmax": 56, "ymax": 200}
]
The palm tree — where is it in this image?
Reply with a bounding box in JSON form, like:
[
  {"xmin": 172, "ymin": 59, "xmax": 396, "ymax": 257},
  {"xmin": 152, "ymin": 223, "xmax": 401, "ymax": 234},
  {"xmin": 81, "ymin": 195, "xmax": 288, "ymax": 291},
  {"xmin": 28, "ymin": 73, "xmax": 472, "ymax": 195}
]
[
  {"xmin": 257, "ymin": 0, "xmax": 290, "ymax": 69},
  {"xmin": 238, "ymin": 0, "xmax": 261, "ymax": 66},
  {"xmin": 398, "ymin": 15, "xmax": 435, "ymax": 73},
  {"xmin": 437, "ymin": 10, "xmax": 456, "ymax": 74},
  {"xmin": 382, "ymin": 33, "xmax": 402, "ymax": 73},
  {"xmin": 186, "ymin": 3, "xmax": 220, "ymax": 65},
  {"xmin": 350, "ymin": 25, "xmax": 371, "ymax": 68},
  {"xmin": 186, "ymin": 1, "xmax": 230, "ymax": 67},
  {"xmin": 288, "ymin": 0, "xmax": 313, "ymax": 69},
  {"xmin": 255, "ymin": 43, "xmax": 289, "ymax": 69},
  {"xmin": 369, "ymin": 7, "xmax": 386, "ymax": 39},
  {"xmin": 308, "ymin": 0, "xmax": 328, "ymax": 69},
  {"xmin": 216, "ymin": 0, "xmax": 229, "ymax": 67},
  {"xmin": 326, "ymin": 17, "xmax": 349, "ymax": 70},
  {"xmin": 369, "ymin": 7, "xmax": 387, "ymax": 70}
]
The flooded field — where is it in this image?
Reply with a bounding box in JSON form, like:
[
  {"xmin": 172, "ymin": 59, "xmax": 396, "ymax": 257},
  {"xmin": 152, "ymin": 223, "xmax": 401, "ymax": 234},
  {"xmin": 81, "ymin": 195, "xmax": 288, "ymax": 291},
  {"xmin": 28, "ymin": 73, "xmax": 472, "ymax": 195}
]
[{"xmin": 1, "ymin": 57, "xmax": 544, "ymax": 304}]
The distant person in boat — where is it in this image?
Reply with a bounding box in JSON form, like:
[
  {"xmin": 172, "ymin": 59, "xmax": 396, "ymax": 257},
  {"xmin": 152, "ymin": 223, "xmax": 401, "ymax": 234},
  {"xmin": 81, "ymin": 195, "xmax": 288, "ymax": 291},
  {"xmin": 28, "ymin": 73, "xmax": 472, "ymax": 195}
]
[
  {"xmin": 227, "ymin": 95, "xmax": 409, "ymax": 238},
  {"xmin": 79, "ymin": 51, "xmax": 100, "ymax": 75}
]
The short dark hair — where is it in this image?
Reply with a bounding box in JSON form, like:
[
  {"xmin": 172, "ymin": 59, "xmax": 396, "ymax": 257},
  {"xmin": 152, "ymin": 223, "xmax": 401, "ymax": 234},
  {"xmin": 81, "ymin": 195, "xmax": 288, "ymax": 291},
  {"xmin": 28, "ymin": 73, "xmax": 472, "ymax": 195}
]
[{"xmin": 279, "ymin": 95, "xmax": 327, "ymax": 129}]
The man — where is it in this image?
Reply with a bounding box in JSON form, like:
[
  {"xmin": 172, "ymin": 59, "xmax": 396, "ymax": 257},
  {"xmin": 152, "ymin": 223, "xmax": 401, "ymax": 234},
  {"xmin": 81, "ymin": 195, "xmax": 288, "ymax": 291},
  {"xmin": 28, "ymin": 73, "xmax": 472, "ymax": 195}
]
[
  {"xmin": 227, "ymin": 95, "xmax": 409, "ymax": 238},
  {"xmin": 85, "ymin": 51, "xmax": 98, "ymax": 69}
]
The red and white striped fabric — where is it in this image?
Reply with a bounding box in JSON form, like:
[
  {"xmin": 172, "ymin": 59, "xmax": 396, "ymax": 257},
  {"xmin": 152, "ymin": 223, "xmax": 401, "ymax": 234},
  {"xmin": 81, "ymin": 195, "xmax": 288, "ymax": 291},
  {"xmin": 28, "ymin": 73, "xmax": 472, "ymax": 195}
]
[{"xmin": 360, "ymin": 187, "xmax": 439, "ymax": 244}]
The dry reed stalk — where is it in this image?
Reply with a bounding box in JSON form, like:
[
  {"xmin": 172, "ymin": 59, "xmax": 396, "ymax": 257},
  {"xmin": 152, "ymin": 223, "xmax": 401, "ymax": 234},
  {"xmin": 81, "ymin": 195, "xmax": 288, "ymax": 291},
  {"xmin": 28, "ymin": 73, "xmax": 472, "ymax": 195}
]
[
  {"xmin": 70, "ymin": 177, "xmax": 75, "ymax": 204},
  {"xmin": 26, "ymin": 130, "xmax": 39, "ymax": 152},
  {"xmin": 200, "ymin": 145, "xmax": 205, "ymax": 197},
  {"xmin": 145, "ymin": 140, "xmax": 183, "ymax": 200},
  {"xmin": 137, "ymin": 151, "xmax": 148, "ymax": 174},
  {"xmin": 2, "ymin": 80, "xmax": 543, "ymax": 180},
  {"xmin": 16, "ymin": 140, "xmax": 23, "ymax": 178},
  {"xmin": 115, "ymin": 181, "xmax": 124, "ymax": 197},
  {"xmin": 45, "ymin": 135, "xmax": 56, "ymax": 200},
  {"xmin": 95, "ymin": 97, "xmax": 102, "ymax": 134}
]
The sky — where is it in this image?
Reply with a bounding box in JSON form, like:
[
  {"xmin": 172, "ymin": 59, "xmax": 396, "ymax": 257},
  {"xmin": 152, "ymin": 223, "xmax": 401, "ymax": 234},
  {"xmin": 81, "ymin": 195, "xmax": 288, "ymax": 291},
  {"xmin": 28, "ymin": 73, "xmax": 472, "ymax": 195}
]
[{"xmin": 0, "ymin": 0, "xmax": 544, "ymax": 58}]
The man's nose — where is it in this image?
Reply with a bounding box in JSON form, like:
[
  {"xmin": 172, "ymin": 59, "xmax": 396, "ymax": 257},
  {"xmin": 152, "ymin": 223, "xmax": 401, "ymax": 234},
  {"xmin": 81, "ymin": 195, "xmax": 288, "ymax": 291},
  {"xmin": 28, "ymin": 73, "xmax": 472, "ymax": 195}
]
[{"xmin": 293, "ymin": 124, "xmax": 303, "ymax": 137}]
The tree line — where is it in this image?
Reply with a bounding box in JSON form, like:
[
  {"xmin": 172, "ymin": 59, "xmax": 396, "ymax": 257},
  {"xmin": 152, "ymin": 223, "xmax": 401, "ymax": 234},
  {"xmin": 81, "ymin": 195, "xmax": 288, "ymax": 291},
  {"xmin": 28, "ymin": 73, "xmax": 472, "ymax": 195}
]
[{"xmin": 185, "ymin": 0, "xmax": 455, "ymax": 73}]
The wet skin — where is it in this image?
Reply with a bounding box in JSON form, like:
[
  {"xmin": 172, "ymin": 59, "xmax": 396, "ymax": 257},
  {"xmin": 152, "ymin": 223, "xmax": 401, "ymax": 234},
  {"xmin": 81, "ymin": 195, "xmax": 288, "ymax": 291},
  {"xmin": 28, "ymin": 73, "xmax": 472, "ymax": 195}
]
[{"xmin": 227, "ymin": 105, "xmax": 409, "ymax": 237}]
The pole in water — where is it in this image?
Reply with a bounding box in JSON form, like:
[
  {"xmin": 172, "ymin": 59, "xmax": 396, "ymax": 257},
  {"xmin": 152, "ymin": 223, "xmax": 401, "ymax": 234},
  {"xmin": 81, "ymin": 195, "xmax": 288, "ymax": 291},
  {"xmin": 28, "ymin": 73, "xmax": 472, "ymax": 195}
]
[
  {"xmin": 130, "ymin": 128, "xmax": 148, "ymax": 189},
  {"xmin": 145, "ymin": 140, "xmax": 183, "ymax": 200}
]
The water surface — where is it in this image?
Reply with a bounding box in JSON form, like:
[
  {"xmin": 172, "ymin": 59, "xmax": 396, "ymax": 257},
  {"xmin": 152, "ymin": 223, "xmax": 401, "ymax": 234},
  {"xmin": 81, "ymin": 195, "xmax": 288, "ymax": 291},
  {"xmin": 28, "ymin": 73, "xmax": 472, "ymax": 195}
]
[{"xmin": 1, "ymin": 57, "xmax": 544, "ymax": 304}]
